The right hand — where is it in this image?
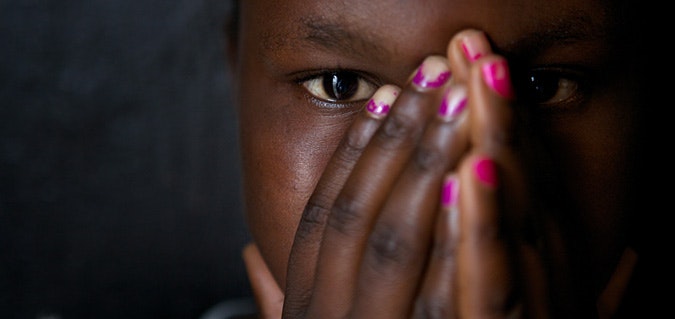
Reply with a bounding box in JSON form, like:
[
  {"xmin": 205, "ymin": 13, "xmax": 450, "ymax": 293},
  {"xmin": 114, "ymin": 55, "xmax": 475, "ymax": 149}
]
[{"xmin": 250, "ymin": 29, "xmax": 572, "ymax": 319}]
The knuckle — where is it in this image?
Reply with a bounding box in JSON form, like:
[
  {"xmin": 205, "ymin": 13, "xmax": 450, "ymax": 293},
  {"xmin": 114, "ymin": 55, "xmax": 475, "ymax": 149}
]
[
  {"xmin": 413, "ymin": 144, "xmax": 445, "ymax": 173},
  {"xmin": 327, "ymin": 195, "xmax": 365, "ymax": 236},
  {"xmin": 295, "ymin": 200, "xmax": 330, "ymax": 241},
  {"xmin": 487, "ymin": 129, "xmax": 512, "ymax": 148},
  {"xmin": 413, "ymin": 297, "xmax": 453, "ymax": 319},
  {"xmin": 368, "ymin": 222, "xmax": 413, "ymax": 266},
  {"xmin": 431, "ymin": 238, "xmax": 457, "ymax": 260},
  {"xmin": 376, "ymin": 113, "xmax": 421, "ymax": 148},
  {"xmin": 480, "ymin": 117, "xmax": 513, "ymax": 150},
  {"xmin": 340, "ymin": 129, "xmax": 370, "ymax": 160}
]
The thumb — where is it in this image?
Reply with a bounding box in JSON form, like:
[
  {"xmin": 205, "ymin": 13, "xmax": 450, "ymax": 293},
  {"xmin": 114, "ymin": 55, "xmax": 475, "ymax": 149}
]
[{"xmin": 243, "ymin": 242, "xmax": 284, "ymax": 319}]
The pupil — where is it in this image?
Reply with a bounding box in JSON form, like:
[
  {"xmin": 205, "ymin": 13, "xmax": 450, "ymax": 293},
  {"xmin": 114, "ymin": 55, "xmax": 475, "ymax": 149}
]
[
  {"xmin": 528, "ymin": 74, "xmax": 558, "ymax": 103},
  {"xmin": 323, "ymin": 72, "xmax": 358, "ymax": 100}
]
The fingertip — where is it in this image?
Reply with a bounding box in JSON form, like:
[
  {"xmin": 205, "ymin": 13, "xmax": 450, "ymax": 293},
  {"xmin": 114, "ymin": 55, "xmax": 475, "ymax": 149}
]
[
  {"xmin": 447, "ymin": 29, "xmax": 492, "ymax": 82},
  {"xmin": 473, "ymin": 156, "xmax": 499, "ymax": 188},
  {"xmin": 242, "ymin": 241, "xmax": 256, "ymax": 257},
  {"xmin": 451, "ymin": 29, "xmax": 490, "ymax": 62},
  {"xmin": 466, "ymin": 55, "xmax": 516, "ymax": 153},
  {"xmin": 408, "ymin": 55, "xmax": 452, "ymax": 90},
  {"xmin": 365, "ymin": 84, "xmax": 401, "ymax": 119},
  {"xmin": 480, "ymin": 57, "xmax": 515, "ymax": 99}
]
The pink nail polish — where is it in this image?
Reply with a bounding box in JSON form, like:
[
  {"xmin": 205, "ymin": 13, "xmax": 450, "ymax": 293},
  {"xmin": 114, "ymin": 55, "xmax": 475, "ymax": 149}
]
[
  {"xmin": 473, "ymin": 157, "xmax": 498, "ymax": 188},
  {"xmin": 366, "ymin": 99, "xmax": 391, "ymax": 117},
  {"xmin": 461, "ymin": 40, "xmax": 483, "ymax": 62},
  {"xmin": 481, "ymin": 59, "xmax": 514, "ymax": 99},
  {"xmin": 438, "ymin": 86, "xmax": 468, "ymax": 121},
  {"xmin": 365, "ymin": 85, "xmax": 399, "ymax": 119},
  {"xmin": 412, "ymin": 57, "xmax": 451, "ymax": 89},
  {"xmin": 441, "ymin": 175, "xmax": 459, "ymax": 207}
]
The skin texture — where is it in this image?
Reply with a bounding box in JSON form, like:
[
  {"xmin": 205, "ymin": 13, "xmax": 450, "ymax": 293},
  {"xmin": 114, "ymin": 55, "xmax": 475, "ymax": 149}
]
[{"xmin": 231, "ymin": 0, "xmax": 644, "ymax": 317}]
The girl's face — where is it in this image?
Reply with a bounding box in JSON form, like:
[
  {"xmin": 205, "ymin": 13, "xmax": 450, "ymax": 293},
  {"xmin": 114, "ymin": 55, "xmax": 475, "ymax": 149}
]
[{"xmin": 233, "ymin": 0, "xmax": 639, "ymax": 288}]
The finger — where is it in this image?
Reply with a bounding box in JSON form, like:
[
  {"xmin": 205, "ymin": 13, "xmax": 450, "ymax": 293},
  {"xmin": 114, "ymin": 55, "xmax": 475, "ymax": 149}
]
[
  {"xmin": 454, "ymin": 53, "xmax": 516, "ymax": 318},
  {"xmin": 467, "ymin": 55, "xmax": 515, "ymax": 155},
  {"xmin": 243, "ymin": 243, "xmax": 284, "ymax": 319},
  {"xmin": 350, "ymin": 85, "xmax": 469, "ymax": 319},
  {"xmin": 411, "ymin": 174, "xmax": 460, "ymax": 319},
  {"xmin": 447, "ymin": 29, "xmax": 492, "ymax": 83},
  {"xmin": 467, "ymin": 54, "xmax": 529, "ymax": 240},
  {"xmin": 407, "ymin": 37, "xmax": 495, "ymax": 319},
  {"xmin": 456, "ymin": 154, "xmax": 520, "ymax": 319},
  {"xmin": 457, "ymin": 51, "xmax": 545, "ymax": 318},
  {"xmin": 465, "ymin": 55, "xmax": 582, "ymax": 317},
  {"xmin": 305, "ymin": 56, "xmax": 451, "ymax": 319},
  {"xmin": 282, "ymin": 85, "xmax": 400, "ymax": 317},
  {"xmin": 456, "ymin": 156, "xmax": 549, "ymax": 319}
]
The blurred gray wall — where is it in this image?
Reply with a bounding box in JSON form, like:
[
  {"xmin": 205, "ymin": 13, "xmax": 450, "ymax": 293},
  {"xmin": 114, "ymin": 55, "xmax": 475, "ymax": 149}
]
[{"xmin": 0, "ymin": 0, "xmax": 251, "ymax": 318}]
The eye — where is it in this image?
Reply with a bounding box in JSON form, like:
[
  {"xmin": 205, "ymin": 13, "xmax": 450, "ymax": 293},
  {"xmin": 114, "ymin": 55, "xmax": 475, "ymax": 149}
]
[
  {"xmin": 301, "ymin": 71, "xmax": 378, "ymax": 103},
  {"xmin": 523, "ymin": 69, "xmax": 586, "ymax": 109}
]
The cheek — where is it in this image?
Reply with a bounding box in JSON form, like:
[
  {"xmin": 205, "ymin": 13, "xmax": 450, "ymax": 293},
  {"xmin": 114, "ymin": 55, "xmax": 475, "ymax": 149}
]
[
  {"xmin": 237, "ymin": 74, "xmax": 351, "ymax": 288},
  {"xmin": 547, "ymin": 89, "xmax": 636, "ymax": 276}
]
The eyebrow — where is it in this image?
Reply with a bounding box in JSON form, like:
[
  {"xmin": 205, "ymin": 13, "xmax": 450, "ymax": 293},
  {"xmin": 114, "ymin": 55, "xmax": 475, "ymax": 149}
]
[
  {"xmin": 262, "ymin": 16, "xmax": 395, "ymax": 64},
  {"xmin": 304, "ymin": 17, "xmax": 385, "ymax": 52},
  {"xmin": 261, "ymin": 10, "xmax": 607, "ymax": 70},
  {"xmin": 503, "ymin": 11, "xmax": 607, "ymax": 58}
]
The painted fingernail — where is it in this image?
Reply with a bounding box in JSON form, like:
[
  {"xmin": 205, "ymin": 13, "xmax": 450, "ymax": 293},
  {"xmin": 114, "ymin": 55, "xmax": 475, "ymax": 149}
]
[
  {"xmin": 438, "ymin": 86, "xmax": 468, "ymax": 121},
  {"xmin": 441, "ymin": 175, "xmax": 459, "ymax": 208},
  {"xmin": 473, "ymin": 156, "xmax": 498, "ymax": 188},
  {"xmin": 461, "ymin": 31, "xmax": 488, "ymax": 62},
  {"xmin": 482, "ymin": 59, "xmax": 514, "ymax": 99},
  {"xmin": 365, "ymin": 85, "xmax": 400, "ymax": 119},
  {"xmin": 411, "ymin": 56, "xmax": 451, "ymax": 89}
]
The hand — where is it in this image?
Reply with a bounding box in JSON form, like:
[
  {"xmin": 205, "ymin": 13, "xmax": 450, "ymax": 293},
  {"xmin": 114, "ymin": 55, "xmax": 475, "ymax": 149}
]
[
  {"xmin": 281, "ymin": 29, "xmax": 534, "ymax": 318},
  {"xmin": 244, "ymin": 29, "xmax": 609, "ymax": 319},
  {"xmin": 284, "ymin": 50, "xmax": 470, "ymax": 318}
]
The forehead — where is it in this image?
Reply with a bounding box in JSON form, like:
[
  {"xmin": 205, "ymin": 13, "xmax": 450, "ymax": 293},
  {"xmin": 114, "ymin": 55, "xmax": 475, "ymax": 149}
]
[{"xmin": 242, "ymin": 0, "xmax": 607, "ymax": 59}]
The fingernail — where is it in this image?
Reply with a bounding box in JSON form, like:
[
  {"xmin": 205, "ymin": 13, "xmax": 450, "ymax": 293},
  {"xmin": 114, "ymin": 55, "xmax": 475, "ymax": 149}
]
[
  {"xmin": 473, "ymin": 156, "xmax": 498, "ymax": 188},
  {"xmin": 441, "ymin": 175, "xmax": 459, "ymax": 208},
  {"xmin": 365, "ymin": 85, "xmax": 400, "ymax": 119},
  {"xmin": 438, "ymin": 86, "xmax": 468, "ymax": 121},
  {"xmin": 411, "ymin": 56, "xmax": 451, "ymax": 89},
  {"xmin": 461, "ymin": 31, "xmax": 488, "ymax": 62},
  {"xmin": 481, "ymin": 59, "xmax": 514, "ymax": 99}
]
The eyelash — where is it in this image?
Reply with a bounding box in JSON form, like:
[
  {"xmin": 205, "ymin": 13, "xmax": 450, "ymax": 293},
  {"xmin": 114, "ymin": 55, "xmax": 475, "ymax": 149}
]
[{"xmin": 297, "ymin": 68, "xmax": 589, "ymax": 110}]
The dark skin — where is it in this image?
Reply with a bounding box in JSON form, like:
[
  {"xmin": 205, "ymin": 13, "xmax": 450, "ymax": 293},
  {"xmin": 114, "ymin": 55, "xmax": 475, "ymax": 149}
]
[{"xmin": 231, "ymin": 0, "xmax": 642, "ymax": 317}]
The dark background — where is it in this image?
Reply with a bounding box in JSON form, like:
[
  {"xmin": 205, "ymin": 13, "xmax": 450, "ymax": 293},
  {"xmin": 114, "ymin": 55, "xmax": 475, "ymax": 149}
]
[{"xmin": 0, "ymin": 0, "xmax": 252, "ymax": 318}]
